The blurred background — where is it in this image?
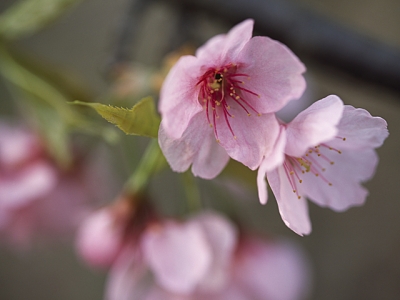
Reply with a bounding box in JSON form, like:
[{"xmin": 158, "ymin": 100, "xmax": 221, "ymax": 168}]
[{"xmin": 0, "ymin": 0, "xmax": 399, "ymax": 299}]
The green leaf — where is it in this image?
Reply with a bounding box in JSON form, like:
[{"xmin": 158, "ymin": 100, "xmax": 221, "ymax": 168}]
[
  {"xmin": 71, "ymin": 97, "xmax": 161, "ymax": 138},
  {"xmin": 0, "ymin": 0, "xmax": 82, "ymax": 40},
  {"xmin": 0, "ymin": 45, "xmax": 79, "ymax": 167}
]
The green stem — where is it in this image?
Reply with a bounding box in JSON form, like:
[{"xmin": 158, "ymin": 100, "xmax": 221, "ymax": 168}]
[
  {"xmin": 124, "ymin": 139, "xmax": 166, "ymax": 196},
  {"xmin": 181, "ymin": 171, "xmax": 202, "ymax": 213}
]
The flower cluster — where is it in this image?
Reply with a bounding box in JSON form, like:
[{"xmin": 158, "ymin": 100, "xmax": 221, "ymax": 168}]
[
  {"xmin": 0, "ymin": 122, "xmax": 111, "ymax": 247},
  {"xmin": 158, "ymin": 19, "xmax": 389, "ymax": 235},
  {"xmin": 77, "ymin": 209, "xmax": 311, "ymax": 300}
]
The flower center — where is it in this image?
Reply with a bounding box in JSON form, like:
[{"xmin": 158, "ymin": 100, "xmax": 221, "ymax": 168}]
[
  {"xmin": 196, "ymin": 63, "xmax": 260, "ymax": 142},
  {"xmin": 283, "ymin": 137, "xmax": 346, "ymax": 199}
]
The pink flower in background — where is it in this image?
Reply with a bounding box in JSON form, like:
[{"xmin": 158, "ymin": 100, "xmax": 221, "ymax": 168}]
[
  {"xmin": 257, "ymin": 95, "xmax": 389, "ymax": 235},
  {"xmin": 76, "ymin": 207, "xmax": 127, "ymax": 268},
  {"xmin": 0, "ymin": 123, "xmax": 115, "ymax": 247},
  {"xmin": 105, "ymin": 211, "xmax": 311, "ymax": 300},
  {"xmin": 106, "ymin": 212, "xmax": 237, "ymax": 299},
  {"xmin": 159, "ymin": 19, "xmax": 306, "ymax": 179}
]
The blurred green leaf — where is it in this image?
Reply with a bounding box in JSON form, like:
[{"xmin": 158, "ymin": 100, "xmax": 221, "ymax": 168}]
[
  {"xmin": 7, "ymin": 45, "xmax": 93, "ymax": 103},
  {"xmin": 0, "ymin": 46, "xmax": 77, "ymax": 167},
  {"xmin": 71, "ymin": 97, "xmax": 161, "ymax": 138},
  {"xmin": 0, "ymin": 46, "xmax": 78, "ymax": 122},
  {"xmin": 0, "ymin": 0, "xmax": 82, "ymax": 40}
]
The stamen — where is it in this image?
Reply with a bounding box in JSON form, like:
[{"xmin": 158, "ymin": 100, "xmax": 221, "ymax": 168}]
[{"xmin": 197, "ymin": 64, "xmax": 261, "ymax": 139}]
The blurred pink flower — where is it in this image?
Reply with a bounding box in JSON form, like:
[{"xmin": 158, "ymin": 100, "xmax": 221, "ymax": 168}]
[
  {"xmin": 159, "ymin": 19, "xmax": 306, "ymax": 179},
  {"xmin": 257, "ymin": 95, "xmax": 389, "ymax": 235},
  {"xmin": 75, "ymin": 207, "xmax": 127, "ymax": 268},
  {"xmin": 0, "ymin": 123, "xmax": 114, "ymax": 247},
  {"xmin": 105, "ymin": 212, "xmax": 311, "ymax": 300}
]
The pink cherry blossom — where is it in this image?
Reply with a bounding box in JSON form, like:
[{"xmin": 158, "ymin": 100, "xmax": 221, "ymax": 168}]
[
  {"xmin": 0, "ymin": 123, "xmax": 114, "ymax": 247},
  {"xmin": 106, "ymin": 211, "xmax": 238, "ymax": 299},
  {"xmin": 105, "ymin": 212, "xmax": 311, "ymax": 300},
  {"xmin": 141, "ymin": 212, "xmax": 237, "ymax": 295},
  {"xmin": 159, "ymin": 19, "xmax": 306, "ymax": 179},
  {"xmin": 232, "ymin": 237, "xmax": 311, "ymax": 300},
  {"xmin": 257, "ymin": 95, "xmax": 389, "ymax": 235},
  {"xmin": 75, "ymin": 207, "xmax": 127, "ymax": 268}
]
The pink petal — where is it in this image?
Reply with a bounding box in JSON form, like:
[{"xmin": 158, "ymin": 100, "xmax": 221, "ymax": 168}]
[
  {"xmin": 0, "ymin": 124, "xmax": 40, "ymax": 167},
  {"xmin": 193, "ymin": 212, "xmax": 238, "ymax": 292},
  {"xmin": 0, "ymin": 161, "xmax": 57, "ymax": 208},
  {"xmin": 267, "ymin": 166, "xmax": 311, "ymax": 236},
  {"xmin": 159, "ymin": 55, "xmax": 204, "ymax": 139},
  {"xmin": 142, "ymin": 221, "xmax": 212, "ymax": 294},
  {"xmin": 285, "ymin": 95, "xmax": 344, "ymax": 157},
  {"xmin": 234, "ymin": 237, "xmax": 311, "ymax": 300},
  {"xmin": 75, "ymin": 209, "xmax": 124, "ymax": 268},
  {"xmin": 237, "ymin": 36, "xmax": 306, "ymax": 114},
  {"xmin": 105, "ymin": 244, "xmax": 152, "ymax": 300},
  {"xmin": 216, "ymin": 104, "xmax": 280, "ymax": 170},
  {"xmin": 257, "ymin": 127, "xmax": 287, "ymax": 205},
  {"xmin": 159, "ymin": 114, "xmax": 230, "ymax": 179},
  {"xmin": 328, "ymin": 105, "xmax": 389, "ymax": 150},
  {"xmin": 300, "ymin": 149, "xmax": 377, "ymax": 211},
  {"xmin": 144, "ymin": 287, "xmax": 191, "ymax": 300},
  {"xmin": 196, "ymin": 19, "xmax": 254, "ymax": 65}
]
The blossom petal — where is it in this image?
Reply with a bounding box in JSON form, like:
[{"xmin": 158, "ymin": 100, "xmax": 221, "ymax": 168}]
[
  {"xmin": 105, "ymin": 245, "xmax": 151, "ymax": 300},
  {"xmin": 237, "ymin": 36, "xmax": 306, "ymax": 114},
  {"xmin": 234, "ymin": 238, "xmax": 311, "ymax": 300},
  {"xmin": 159, "ymin": 55, "xmax": 204, "ymax": 139},
  {"xmin": 285, "ymin": 95, "xmax": 344, "ymax": 157},
  {"xmin": 0, "ymin": 161, "xmax": 57, "ymax": 208},
  {"xmin": 196, "ymin": 19, "xmax": 254, "ymax": 64},
  {"xmin": 267, "ymin": 166, "xmax": 311, "ymax": 235},
  {"xmin": 257, "ymin": 127, "xmax": 287, "ymax": 205},
  {"xmin": 301, "ymin": 148, "xmax": 377, "ymax": 211},
  {"xmin": 142, "ymin": 221, "xmax": 212, "ymax": 294},
  {"xmin": 328, "ymin": 105, "xmax": 389, "ymax": 150},
  {"xmin": 193, "ymin": 212, "xmax": 238, "ymax": 292},
  {"xmin": 159, "ymin": 114, "xmax": 230, "ymax": 179},
  {"xmin": 75, "ymin": 209, "xmax": 124, "ymax": 268},
  {"xmin": 216, "ymin": 105, "xmax": 280, "ymax": 170},
  {"xmin": 0, "ymin": 124, "xmax": 40, "ymax": 167}
]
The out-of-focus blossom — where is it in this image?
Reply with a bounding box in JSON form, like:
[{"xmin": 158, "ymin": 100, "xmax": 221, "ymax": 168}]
[
  {"xmin": 257, "ymin": 95, "xmax": 389, "ymax": 235},
  {"xmin": 105, "ymin": 211, "xmax": 311, "ymax": 300},
  {"xmin": 75, "ymin": 204, "xmax": 129, "ymax": 268},
  {"xmin": 0, "ymin": 122, "xmax": 114, "ymax": 247},
  {"xmin": 159, "ymin": 19, "xmax": 306, "ymax": 179}
]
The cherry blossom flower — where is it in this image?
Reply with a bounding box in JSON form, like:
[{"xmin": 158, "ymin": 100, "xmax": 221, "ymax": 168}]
[
  {"xmin": 159, "ymin": 19, "xmax": 306, "ymax": 179},
  {"xmin": 75, "ymin": 207, "xmax": 127, "ymax": 268},
  {"xmin": 0, "ymin": 123, "xmax": 114, "ymax": 247},
  {"xmin": 105, "ymin": 211, "xmax": 311, "ymax": 300},
  {"xmin": 257, "ymin": 95, "xmax": 389, "ymax": 235}
]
